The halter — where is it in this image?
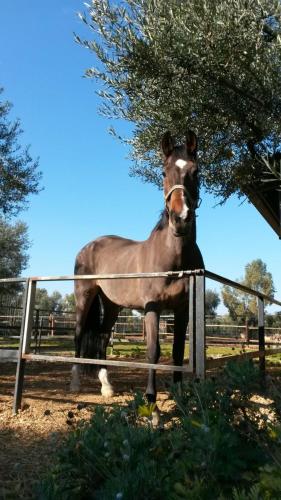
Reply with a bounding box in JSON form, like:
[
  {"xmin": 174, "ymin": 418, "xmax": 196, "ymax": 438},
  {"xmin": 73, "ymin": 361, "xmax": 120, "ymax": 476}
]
[{"xmin": 165, "ymin": 184, "xmax": 201, "ymax": 211}]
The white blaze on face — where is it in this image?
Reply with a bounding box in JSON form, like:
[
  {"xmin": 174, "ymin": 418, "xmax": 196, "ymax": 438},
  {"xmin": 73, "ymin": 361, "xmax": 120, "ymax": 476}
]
[
  {"xmin": 175, "ymin": 159, "xmax": 188, "ymax": 169},
  {"xmin": 180, "ymin": 203, "xmax": 188, "ymax": 220},
  {"xmin": 98, "ymin": 368, "xmax": 114, "ymax": 397},
  {"xmin": 179, "ymin": 198, "xmax": 189, "ymax": 220}
]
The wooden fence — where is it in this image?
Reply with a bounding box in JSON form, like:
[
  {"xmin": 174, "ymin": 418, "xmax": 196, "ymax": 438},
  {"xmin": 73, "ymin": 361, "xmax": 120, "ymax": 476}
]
[
  {"xmin": 1, "ymin": 269, "xmax": 281, "ymax": 414},
  {"xmin": 2, "ymin": 309, "xmax": 281, "ymax": 345}
]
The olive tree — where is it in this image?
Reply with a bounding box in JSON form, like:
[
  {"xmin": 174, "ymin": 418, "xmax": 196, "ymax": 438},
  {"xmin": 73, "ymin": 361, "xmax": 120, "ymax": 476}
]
[
  {"xmin": 0, "ymin": 217, "xmax": 29, "ymax": 297},
  {"xmin": 205, "ymin": 289, "xmax": 220, "ymax": 317},
  {"xmin": 0, "ymin": 88, "xmax": 41, "ymax": 217},
  {"xmin": 222, "ymin": 259, "xmax": 275, "ymax": 322},
  {"xmin": 76, "ymin": 0, "xmax": 281, "ymax": 199},
  {"xmin": 35, "ymin": 289, "xmax": 63, "ymax": 313}
]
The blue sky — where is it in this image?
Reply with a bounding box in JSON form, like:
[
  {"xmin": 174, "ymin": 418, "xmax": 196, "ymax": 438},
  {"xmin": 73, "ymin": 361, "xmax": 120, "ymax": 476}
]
[{"xmin": 1, "ymin": 1, "xmax": 280, "ymax": 313}]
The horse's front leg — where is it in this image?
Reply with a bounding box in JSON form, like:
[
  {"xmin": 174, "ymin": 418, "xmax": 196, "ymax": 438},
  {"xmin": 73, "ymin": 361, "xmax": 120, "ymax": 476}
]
[
  {"xmin": 173, "ymin": 309, "xmax": 189, "ymax": 386},
  {"xmin": 144, "ymin": 303, "xmax": 160, "ymax": 426}
]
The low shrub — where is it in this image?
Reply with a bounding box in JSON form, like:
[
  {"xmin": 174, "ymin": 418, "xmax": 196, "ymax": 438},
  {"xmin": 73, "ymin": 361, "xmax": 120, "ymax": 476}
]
[{"xmin": 38, "ymin": 361, "xmax": 281, "ymax": 499}]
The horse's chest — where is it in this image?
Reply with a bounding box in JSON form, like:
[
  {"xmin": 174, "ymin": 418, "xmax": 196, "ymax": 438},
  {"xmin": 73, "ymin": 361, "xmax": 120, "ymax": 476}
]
[{"xmin": 145, "ymin": 277, "xmax": 189, "ymax": 309}]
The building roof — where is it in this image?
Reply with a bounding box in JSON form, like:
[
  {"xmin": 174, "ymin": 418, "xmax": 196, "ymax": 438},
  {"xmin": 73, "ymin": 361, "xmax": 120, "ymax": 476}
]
[{"xmin": 247, "ymin": 165, "xmax": 281, "ymax": 238}]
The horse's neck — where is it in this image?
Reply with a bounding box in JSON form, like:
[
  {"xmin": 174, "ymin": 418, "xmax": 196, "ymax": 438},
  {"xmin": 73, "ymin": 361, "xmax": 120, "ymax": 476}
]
[
  {"xmin": 147, "ymin": 219, "xmax": 197, "ymax": 267},
  {"xmin": 189, "ymin": 220, "xmax": 197, "ymax": 242}
]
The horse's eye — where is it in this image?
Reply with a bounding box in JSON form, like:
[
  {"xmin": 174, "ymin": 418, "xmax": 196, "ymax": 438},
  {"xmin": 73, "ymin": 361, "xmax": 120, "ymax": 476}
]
[{"xmin": 162, "ymin": 172, "xmax": 166, "ymax": 178}]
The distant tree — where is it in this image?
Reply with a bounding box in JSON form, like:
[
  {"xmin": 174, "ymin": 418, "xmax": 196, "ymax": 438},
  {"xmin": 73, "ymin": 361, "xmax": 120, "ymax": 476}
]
[
  {"xmin": 77, "ymin": 0, "xmax": 281, "ymax": 201},
  {"xmin": 266, "ymin": 313, "xmax": 281, "ymax": 328},
  {"xmin": 222, "ymin": 259, "xmax": 275, "ymax": 323},
  {"xmin": 61, "ymin": 293, "xmax": 75, "ymax": 312},
  {"xmin": 0, "ymin": 87, "xmax": 41, "ymax": 217},
  {"xmin": 205, "ymin": 289, "xmax": 220, "ymax": 317},
  {"xmin": 0, "ymin": 217, "xmax": 29, "ymax": 296},
  {"xmin": 35, "ymin": 288, "xmax": 63, "ymax": 313}
]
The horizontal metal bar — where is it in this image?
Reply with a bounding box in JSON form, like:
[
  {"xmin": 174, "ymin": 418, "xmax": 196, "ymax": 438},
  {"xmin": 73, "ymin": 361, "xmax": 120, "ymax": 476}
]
[
  {"xmin": 25, "ymin": 325, "xmax": 76, "ymax": 331},
  {"xmin": 1, "ymin": 270, "xmax": 203, "ymax": 283},
  {"xmin": 1, "ymin": 268, "xmax": 280, "ymax": 307},
  {"xmin": 205, "ymin": 270, "xmax": 281, "ymax": 306},
  {"xmin": 22, "ymin": 353, "xmax": 193, "ymax": 373},
  {"xmin": 29, "ymin": 269, "xmax": 205, "ymax": 282},
  {"xmin": 0, "ymin": 277, "xmax": 27, "ymax": 284}
]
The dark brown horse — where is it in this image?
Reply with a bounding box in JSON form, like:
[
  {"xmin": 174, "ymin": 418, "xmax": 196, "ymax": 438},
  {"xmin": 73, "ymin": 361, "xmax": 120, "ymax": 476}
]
[{"xmin": 71, "ymin": 131, "xmax": 204, "ymax": 417}]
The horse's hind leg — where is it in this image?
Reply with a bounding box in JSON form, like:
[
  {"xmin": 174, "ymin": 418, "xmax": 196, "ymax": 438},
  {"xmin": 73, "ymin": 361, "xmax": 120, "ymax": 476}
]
[
  {"xmin": 70, "ymin": 281, "xmax": 98, "ymax": 392},
  {"xmin": 97, "ymin": 296, "xmax": 119, "ymax": 397}
]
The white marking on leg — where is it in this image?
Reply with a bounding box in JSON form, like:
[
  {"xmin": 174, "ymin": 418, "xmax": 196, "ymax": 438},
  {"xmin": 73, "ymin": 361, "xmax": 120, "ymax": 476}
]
[
  {"xmin": 175, "ymin": 159, "xmax": 187, "ymax": 169},
  {"xmin": 98, "ymin": 368, "xmax": 114, "ymax": 397},
  {"xmin": 70, "ymin": 364, "xmax": 81, "ymax": 392}
]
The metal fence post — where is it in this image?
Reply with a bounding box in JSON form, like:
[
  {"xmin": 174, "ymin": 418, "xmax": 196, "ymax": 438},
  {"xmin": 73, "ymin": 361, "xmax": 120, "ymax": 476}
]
[
  {"xmin": 188, "ymin": 275, "xmax": 196, "ymax": 374},
  {"xmin": 13, "ymin": 279, "xmax": 36, "ymax": 414},
  {"xmin": 34, "ymin": 308, "xmax": 40, "ymax": 353},
  {"xmin": 22, "ymin": 280, "xmax": 36, "ymax": 354},
  {"xmin": 258, "ymin": 296, "xmax": 265, "ymax": 374},
  {"xmin": 195, "ymin": 273, "xmax": 206, "ymax": 379},
  {"xmin": 13, "ymin": 280, "xmax": 28, "ymax": 414}
]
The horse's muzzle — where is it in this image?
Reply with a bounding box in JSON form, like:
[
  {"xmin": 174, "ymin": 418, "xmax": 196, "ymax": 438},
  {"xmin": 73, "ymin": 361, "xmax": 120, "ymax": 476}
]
[{"xmin": 169, "ymin": 210, "xmax": 193, "ymax": 236}]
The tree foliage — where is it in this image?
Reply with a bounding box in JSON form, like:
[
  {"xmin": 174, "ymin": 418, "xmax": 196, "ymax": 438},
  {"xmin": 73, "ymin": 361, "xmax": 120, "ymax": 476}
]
[
  {"xmin": 62, "ymin": 293, "xmax": 75, "ymax": 311},
  {"xmin": 35, "ymin": 289, "xmax": 75, "ymax": 313},
  {"xmin": 205, "ymin": 289, "xmax": 220, "ymax": 316},
  {"xmin": 222, "ymin": 259, "xmax": 275, "ymax": 322},
  {"xmin": 35, "ymin": 288, "xmax": 63, "ymax": 313},
  {"xmin": 0, "ymin": 87, "xmax": 41, "ymax": 216},
  {"xmin": 0, "ymin": 217, "xmax": 29, "ymax": 296},
  {"xmin": 77, "ymin": 0, "xmax": 281, "ymax": 199}
]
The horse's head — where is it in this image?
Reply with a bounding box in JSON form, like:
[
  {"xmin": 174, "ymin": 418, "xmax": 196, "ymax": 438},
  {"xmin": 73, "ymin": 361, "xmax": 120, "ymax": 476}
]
[{"xmin": 161, "ymin": 130, "xmax": 200, "ymax": 237}]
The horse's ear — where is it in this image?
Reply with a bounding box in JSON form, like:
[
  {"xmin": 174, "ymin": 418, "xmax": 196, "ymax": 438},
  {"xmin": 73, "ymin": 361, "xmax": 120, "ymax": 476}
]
[
  {"xmin": 186, "ymin": 130, "xmax": 197, "ymax": 154},
  {"xmin": 161, "ymin": 131, "xmax": 174, "ymax": 157}
]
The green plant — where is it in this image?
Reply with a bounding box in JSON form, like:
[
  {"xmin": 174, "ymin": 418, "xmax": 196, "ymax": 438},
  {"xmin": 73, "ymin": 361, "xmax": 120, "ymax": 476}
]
[{"xmin": 38, "ymin": 361, "xmax": 281, "ymax": 499}]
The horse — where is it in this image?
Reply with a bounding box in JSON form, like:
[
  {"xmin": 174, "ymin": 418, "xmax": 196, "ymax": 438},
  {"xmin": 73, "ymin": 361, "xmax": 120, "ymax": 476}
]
[{"xmin": 71, "ymin": 130, "xmax": 204, "ymax": 418}]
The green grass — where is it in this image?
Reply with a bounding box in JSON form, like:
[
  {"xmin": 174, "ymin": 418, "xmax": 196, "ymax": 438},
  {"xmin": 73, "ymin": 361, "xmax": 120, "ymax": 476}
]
[
  {"xmin": 0, "ymin": 335, "xmax": 74, "ymax": 351},
  {"xmin": 108, "ymin": 342, "xmax": 249, "ymax": 359},
  {"xmin": 0, "ymin": 337, "xmax": 19, "ymax": 348}
]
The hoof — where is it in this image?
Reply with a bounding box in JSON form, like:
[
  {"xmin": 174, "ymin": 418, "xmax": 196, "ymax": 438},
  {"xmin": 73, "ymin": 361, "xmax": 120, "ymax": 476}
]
[{"xmin": 101, "ymin": 384, "xmax": 114, "ymax": 398}]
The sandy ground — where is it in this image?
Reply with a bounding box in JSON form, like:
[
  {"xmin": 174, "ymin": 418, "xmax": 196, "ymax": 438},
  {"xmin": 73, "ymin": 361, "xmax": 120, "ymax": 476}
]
[{"xmin": 0, "ymin": 359, "xmax": 174, "ymax": 498}]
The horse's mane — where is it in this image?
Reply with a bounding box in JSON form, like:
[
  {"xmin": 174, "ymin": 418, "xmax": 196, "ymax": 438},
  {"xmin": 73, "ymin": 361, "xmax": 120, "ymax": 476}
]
[{"xmin": 150, "ymin": 209, "xmax": 169, "ymax": 234}]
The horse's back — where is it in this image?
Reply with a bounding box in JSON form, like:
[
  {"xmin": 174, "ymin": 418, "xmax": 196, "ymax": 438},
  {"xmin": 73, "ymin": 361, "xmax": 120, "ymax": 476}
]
[{"xmin": 75, "ymin": 235, "xmax": 141, "ymax": 275}]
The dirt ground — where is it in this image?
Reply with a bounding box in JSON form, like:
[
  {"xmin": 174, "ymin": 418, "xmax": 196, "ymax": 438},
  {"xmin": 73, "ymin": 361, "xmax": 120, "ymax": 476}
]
[{"xmin": 0, "ymin": 359, "xmax": 174, "ymax": 499}]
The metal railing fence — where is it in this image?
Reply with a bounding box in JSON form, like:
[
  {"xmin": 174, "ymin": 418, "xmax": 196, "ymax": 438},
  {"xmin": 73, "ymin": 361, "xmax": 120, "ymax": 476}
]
[{"xmin": 0, "ymin": 269, "xmax": 281, "ymax": 414}]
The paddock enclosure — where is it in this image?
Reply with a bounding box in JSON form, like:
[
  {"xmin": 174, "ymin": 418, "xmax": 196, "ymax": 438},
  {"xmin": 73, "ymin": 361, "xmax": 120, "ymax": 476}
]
[{"xmin": 1, "ymin": 268, "xmax": 281, "ymax": 414}]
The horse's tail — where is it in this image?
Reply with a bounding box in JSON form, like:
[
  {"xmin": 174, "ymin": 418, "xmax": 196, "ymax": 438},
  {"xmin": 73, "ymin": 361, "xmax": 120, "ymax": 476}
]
[{"xmin": 79, "ymin": 294, "xmax": 111, "ymax": 374}]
